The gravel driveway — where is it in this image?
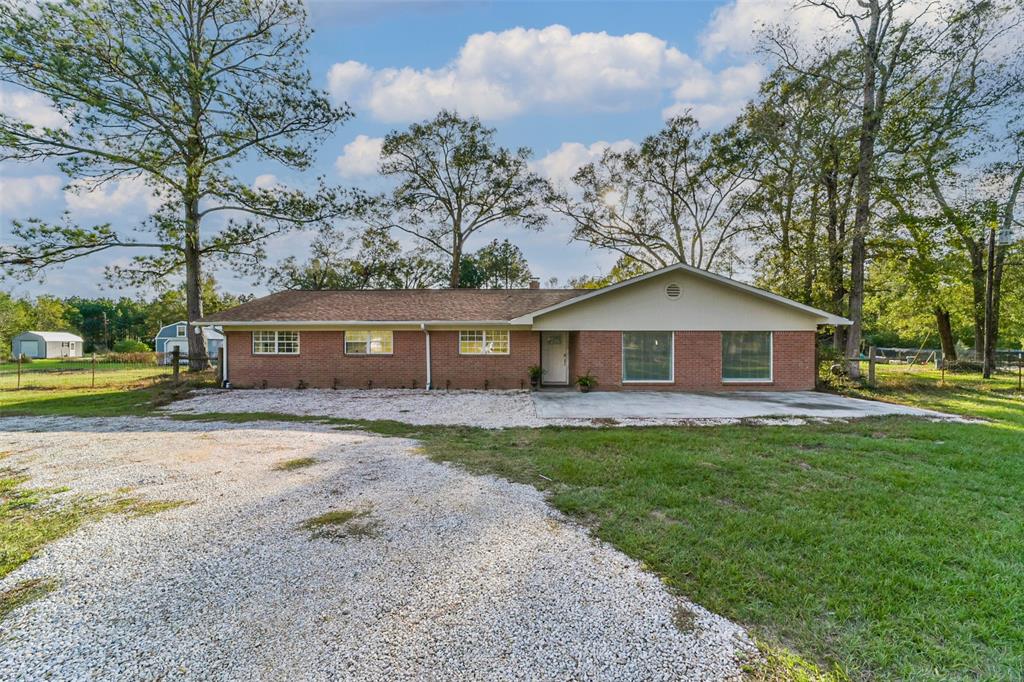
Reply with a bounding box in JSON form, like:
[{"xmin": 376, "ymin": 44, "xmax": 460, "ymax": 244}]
[{"xmin": 0, "ymin": 417, "xmax": 753, "ymax": 680}]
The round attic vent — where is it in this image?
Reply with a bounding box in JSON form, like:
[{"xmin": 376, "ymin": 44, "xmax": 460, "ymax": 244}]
[{"xmin": 665, "ymin": 282, "xmax": 682, "ymax": 299}]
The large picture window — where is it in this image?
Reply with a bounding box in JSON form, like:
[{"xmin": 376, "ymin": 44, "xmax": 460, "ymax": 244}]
[
  {"xmin": 459, "ymin": 330, "xmax": 510, "ymax": 355},
  {"xmin": 252, "ymin": 330, "xmax": 299, "ymax": 355},
  {"xmin": 622, "ymin": 332, "xmax": 674, "ymax": 382},
  {"xmin": 345, "ymin": 330, "xmax": 393, "ymax": 355},
  {"xmin": 722, "ymin": 331, "xmax": 772, "ymax": 381}
]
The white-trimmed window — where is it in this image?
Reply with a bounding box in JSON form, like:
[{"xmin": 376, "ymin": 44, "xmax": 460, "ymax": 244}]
[
  {"xmin": 459, "ymin": 330, "xmax": 510, "ymax": 355},
  {"xmin": 722, "ymin": 331, "xmax": 772, "ymax": 382},
  {"xmin": 622, "ymin": 332, "xmax": 674, "ymax": 382},
  {"xmin": 345, "ymin": 330, "xmax": 393, "ymax": 355},
  {"xmin": 176, "ymin": 324, "xmax": 186, "ymax": 337},
  {"xmin": 253, "ymin": 330, "xmax": 299, "ymax": 355}
]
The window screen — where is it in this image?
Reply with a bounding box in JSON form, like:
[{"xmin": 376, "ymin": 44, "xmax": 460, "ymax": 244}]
[
  {"xmin": 459, "ymin": 330, "xmax": 509, "ymax": 355},
  {"xmin": 722, "ymin": 331, "xmax": 772, "ymax": 381},
  {"xmin": 252, "ymin": 330, "xmax": 299, "ymax": 354},
  {"xmin": 345, "ymin": 330, "xmax": 393, "ymax": 355},
  {"xmin": 622, "ymin": 332, "xmax": 673, "ymax": 382}
]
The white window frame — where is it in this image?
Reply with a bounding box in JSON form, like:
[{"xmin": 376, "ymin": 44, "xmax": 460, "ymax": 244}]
[
  {"xmin": 176, "ymin": 324, "xmax": 187, "ymax": 337},
  {"xmin": 621, "ymin": 331, "xmax": 675, "ymax": 384},
  {"xmin": 344, "ymin": 330, "xmax": 394, "ymax": 356},
  {"xmin": 721, "ymin": 331, "xmax": 773, "ymax": 383},
  {"xmin": 252, "ymin": 330, "xmax": 300, "ymax": 355},
  {"xmin": 458, "ymin": 330, "xmax": 510, "ymax": 355}
]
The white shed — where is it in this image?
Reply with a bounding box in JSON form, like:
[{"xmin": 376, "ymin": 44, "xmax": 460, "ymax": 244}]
[{"xmin": 12, "ymin": 331, "xmax": 84, "ymax": 359}]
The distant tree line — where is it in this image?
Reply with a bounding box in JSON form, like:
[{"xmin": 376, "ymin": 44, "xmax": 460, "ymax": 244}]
[{"xmin": 0, "ymin": 278, "xmax": 249, "ymax": 357}]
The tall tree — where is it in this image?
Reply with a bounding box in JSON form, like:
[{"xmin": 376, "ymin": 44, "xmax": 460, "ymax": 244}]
[
  {"xmin": 473, "ymin": 239, "xmax": 533, "ymax": 289},
  {"xmin": 266, "ymin": 228, "xmax": 445, "ymax": 291},
  {"xmin": 548, "ymin": 115, "xmax": 761, "ymax": 273},
  {"xmin": 766, "ymin": 0, "xmax": 926, "ymax": 376},
  {"xmin": 742, "ymin": 57, "xmax": 860, "ymax": 347},
  {"xmin": 357, "ymin": 110, "xmax": 549, "ymax": 288},
  {"xmin": 0, "ymin": 0, "xmax": 350, "ymax": 369}
]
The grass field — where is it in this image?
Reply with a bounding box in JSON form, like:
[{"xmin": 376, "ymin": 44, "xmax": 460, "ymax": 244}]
[
  {"xmin": 0, "ymin": 357, "xmax": 172, "ymax": 390},
  {"xmin": 0, "ymin": 365, "xmax": 1021, "ymax": 679}
]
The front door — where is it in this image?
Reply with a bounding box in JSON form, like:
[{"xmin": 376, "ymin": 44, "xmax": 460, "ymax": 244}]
[{"xmin": 541, "ymin": 332, "xmax": 569, "ymax": 385}]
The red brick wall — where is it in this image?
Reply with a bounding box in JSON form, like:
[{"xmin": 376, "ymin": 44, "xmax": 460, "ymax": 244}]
[
  {"xmin": 429, "ymin": 330, "xmax": 540, "ymax": 390},
  {"xmin": 226, "ymin": 330, "xmax": 427, "ymax": 389},
  {"xmin": 226, "ymin": 329, "xmax": 815, "ymax": 391},
  {"xmin": 567, "ymin": 330, "xmax": 815, "ymax": 391}
]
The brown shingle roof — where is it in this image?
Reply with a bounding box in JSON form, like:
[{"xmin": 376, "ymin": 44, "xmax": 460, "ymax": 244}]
[{"xmin": 199, "ymin": 289, "xmax": 587, "ymax": 323}]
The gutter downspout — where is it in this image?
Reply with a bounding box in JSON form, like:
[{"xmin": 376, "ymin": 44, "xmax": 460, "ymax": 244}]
[
  {"xmin": 421, "ymin": 323, "xmax": 432, "ymax": 390},
  {"xmin": 222, "ymin": 330, "xmax": 229, "ymax": 388}
]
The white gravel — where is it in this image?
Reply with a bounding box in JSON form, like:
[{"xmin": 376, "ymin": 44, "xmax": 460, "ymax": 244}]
[
  {"xmin": 166, "ymin": 387, "xmax": 820, "ymax": 428},
  {"xmin": 167, "ymin": 387, "xmax": 560, "ymax": 428},
  {"xmin": 0, "ymin": 416, "xmax": 755, "ymax": 680}
]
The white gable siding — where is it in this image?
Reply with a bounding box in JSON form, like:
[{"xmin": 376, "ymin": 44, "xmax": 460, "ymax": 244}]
[{"xmin": 531, "ymin": 271, "xmax": 823, "ymax": 332}]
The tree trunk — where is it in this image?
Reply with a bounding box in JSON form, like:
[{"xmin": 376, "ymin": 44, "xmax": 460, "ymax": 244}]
[
  {"xmin": 985, "ymin": 166, "xmax": 1022, "ymax": 376},
  {"xmin": 449, "ymin": 243, "xmax": 462, "ymax": 288},
  {"xmin": 824, "ymin": 165, "xmax": 847, "ymax": 354},
  {"xmin": 968, "ymin": 247, "xmax": 986, "ymax": 354},
  {"xmin": 184, "ymin": 196, "xmax": 210, "ymax": 372},
  {"xmin": 983, "ymin": 230, "xmax": 1006, "ymax": 378},
  {"xmin": 845, "ymin": 1, "xmax": 882, "ymax": 380},
  {"xmin": 934, "ymin": 305, "xmax": 957, "ymax": 361}
]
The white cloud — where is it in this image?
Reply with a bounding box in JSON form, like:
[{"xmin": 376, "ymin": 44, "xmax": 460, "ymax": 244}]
[
  {"xmin": 533, "ymin": 140, "xmax": 636, "ymax": 188},
  {"xmin": 327, "ymin": 60, "xmax": 374, "ymax": 102},
  {"xmin": 700, "ymin": 0, "xmax": 948, "ymax": 60},
  {"xmin": 0, "ymin": 174, "xmax": 62, "ymax": 215},
  {"xmin": 334, "ymin": 135, "xmax": 385, "ymax": 178},
  {"xmin": 0, "ymin": 88, "xmax": 67, "ymax": 129},
  {"xmin": 252, "ymin": 174, "xmax": 280, "ymax": 190},
  {"xmin": 64, "ymin": 176, "xmax": 162, "ymax": 214},
  {"xmin": 328, "ymin": 24, "xmax": 701, "ymax": 122},
  {"xmin": 664, "ymin": 61, "xmax": 764, "ymax": 127}
]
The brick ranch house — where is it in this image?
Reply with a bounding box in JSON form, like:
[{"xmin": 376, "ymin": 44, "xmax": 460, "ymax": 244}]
[{"xmin": 198, "ymin": 263, "xmax": 851, "ymax": 392}]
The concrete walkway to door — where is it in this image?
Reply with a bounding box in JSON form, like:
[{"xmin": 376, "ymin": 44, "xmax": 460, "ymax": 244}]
[{"xmin": 532, "ymin": 390, "xmax": 941, "ymax": 420}]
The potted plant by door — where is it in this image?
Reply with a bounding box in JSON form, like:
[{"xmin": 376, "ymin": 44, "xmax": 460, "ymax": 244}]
[
  {"xmin": 575, "ymin": 372, "xmax": 597, "ymax": 393},
  {"xmin": 527, "ymin": 364, "xmax": 543, "ymax": 390}
]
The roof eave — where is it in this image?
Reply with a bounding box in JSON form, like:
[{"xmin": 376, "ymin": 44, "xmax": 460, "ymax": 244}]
[{"xmin": 196, "ymin": 319, "xmax": 519, "ymax": 327}]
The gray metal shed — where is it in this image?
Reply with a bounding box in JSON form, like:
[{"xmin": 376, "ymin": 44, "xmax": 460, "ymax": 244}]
[{"xmin": 12, "ymin": 331, "xmax": 84, "ymax": 359}]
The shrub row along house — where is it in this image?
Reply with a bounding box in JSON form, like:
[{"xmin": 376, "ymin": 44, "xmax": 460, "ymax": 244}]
[{"xmin": 198, "ymin": 264, "xmax": 851, "ymax": 391}]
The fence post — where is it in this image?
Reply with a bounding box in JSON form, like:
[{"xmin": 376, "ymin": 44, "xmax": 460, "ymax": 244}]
[
  {"xmin": 217, "ymin": 346, "xmax": 225, "ymax": 385},
  {"xmin": 172, "ymin": 347, "xmax": 180, "ymax": 383},
  {"xmin": 940, "ymin": 351, "xmax": 945, "ymax": 387},
  {"xmin": 868, "ymin": 346, "xmax": 876, "ymax": 388},
  {"xmin": 91, "ymin": 352, "xmax": 96, "ymax": 388},
  {"xmin": 16, "ymin": 353, "xmax": 21, "ymax": 389}
]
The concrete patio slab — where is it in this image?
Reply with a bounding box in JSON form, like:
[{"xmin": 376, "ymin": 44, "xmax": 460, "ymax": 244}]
[{"xmin": 531, "ymin": 390, "xmax": 940, "ymax": 420}]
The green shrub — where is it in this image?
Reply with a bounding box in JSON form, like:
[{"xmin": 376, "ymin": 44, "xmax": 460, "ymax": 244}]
[
  {"xmin": 817, "ymin": 344, "xmax": 846, "ymax": 386},
  {"xmin": 943, "ymin": 358, "xmax": 984, "ymax": 373},
  {"xmin": 104, "ymin": 352, "xmax": 158, "ymax": 364},
  {"xmin": 113, "ymin": 339, "xmax": 150, "ymax": 353}
]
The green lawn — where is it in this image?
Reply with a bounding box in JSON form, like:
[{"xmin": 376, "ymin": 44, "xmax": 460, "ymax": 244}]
[
  {"xmin": 0, "ymin": 366, "xmax": 1021, "ymax": 679},
  {"xmin": 0, "ymin": 357, "xmax": 172, "ymax": 390},
  {"xmin": 390, "ymin": 368, "xmax": 1022, "ymax": 680}
]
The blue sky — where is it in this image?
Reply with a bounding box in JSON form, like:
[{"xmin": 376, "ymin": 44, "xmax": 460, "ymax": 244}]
[{"xmin": 0, "ymin": 0, "xmax": 824, "ymax": 299}]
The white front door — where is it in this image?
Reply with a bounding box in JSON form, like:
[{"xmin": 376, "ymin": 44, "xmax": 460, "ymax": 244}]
[{"xmin": 541, "ymin": 332, "xmax": 569, "ymax": 385}]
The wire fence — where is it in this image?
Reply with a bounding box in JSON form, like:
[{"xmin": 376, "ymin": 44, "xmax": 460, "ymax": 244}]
[
  {"xmin": 0, "ymin": 350, "xmax": 221, "ymax": 391},
  {"xmin": 871, "ymin": 347, "xmax": 1024, "ymax": 371}
]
